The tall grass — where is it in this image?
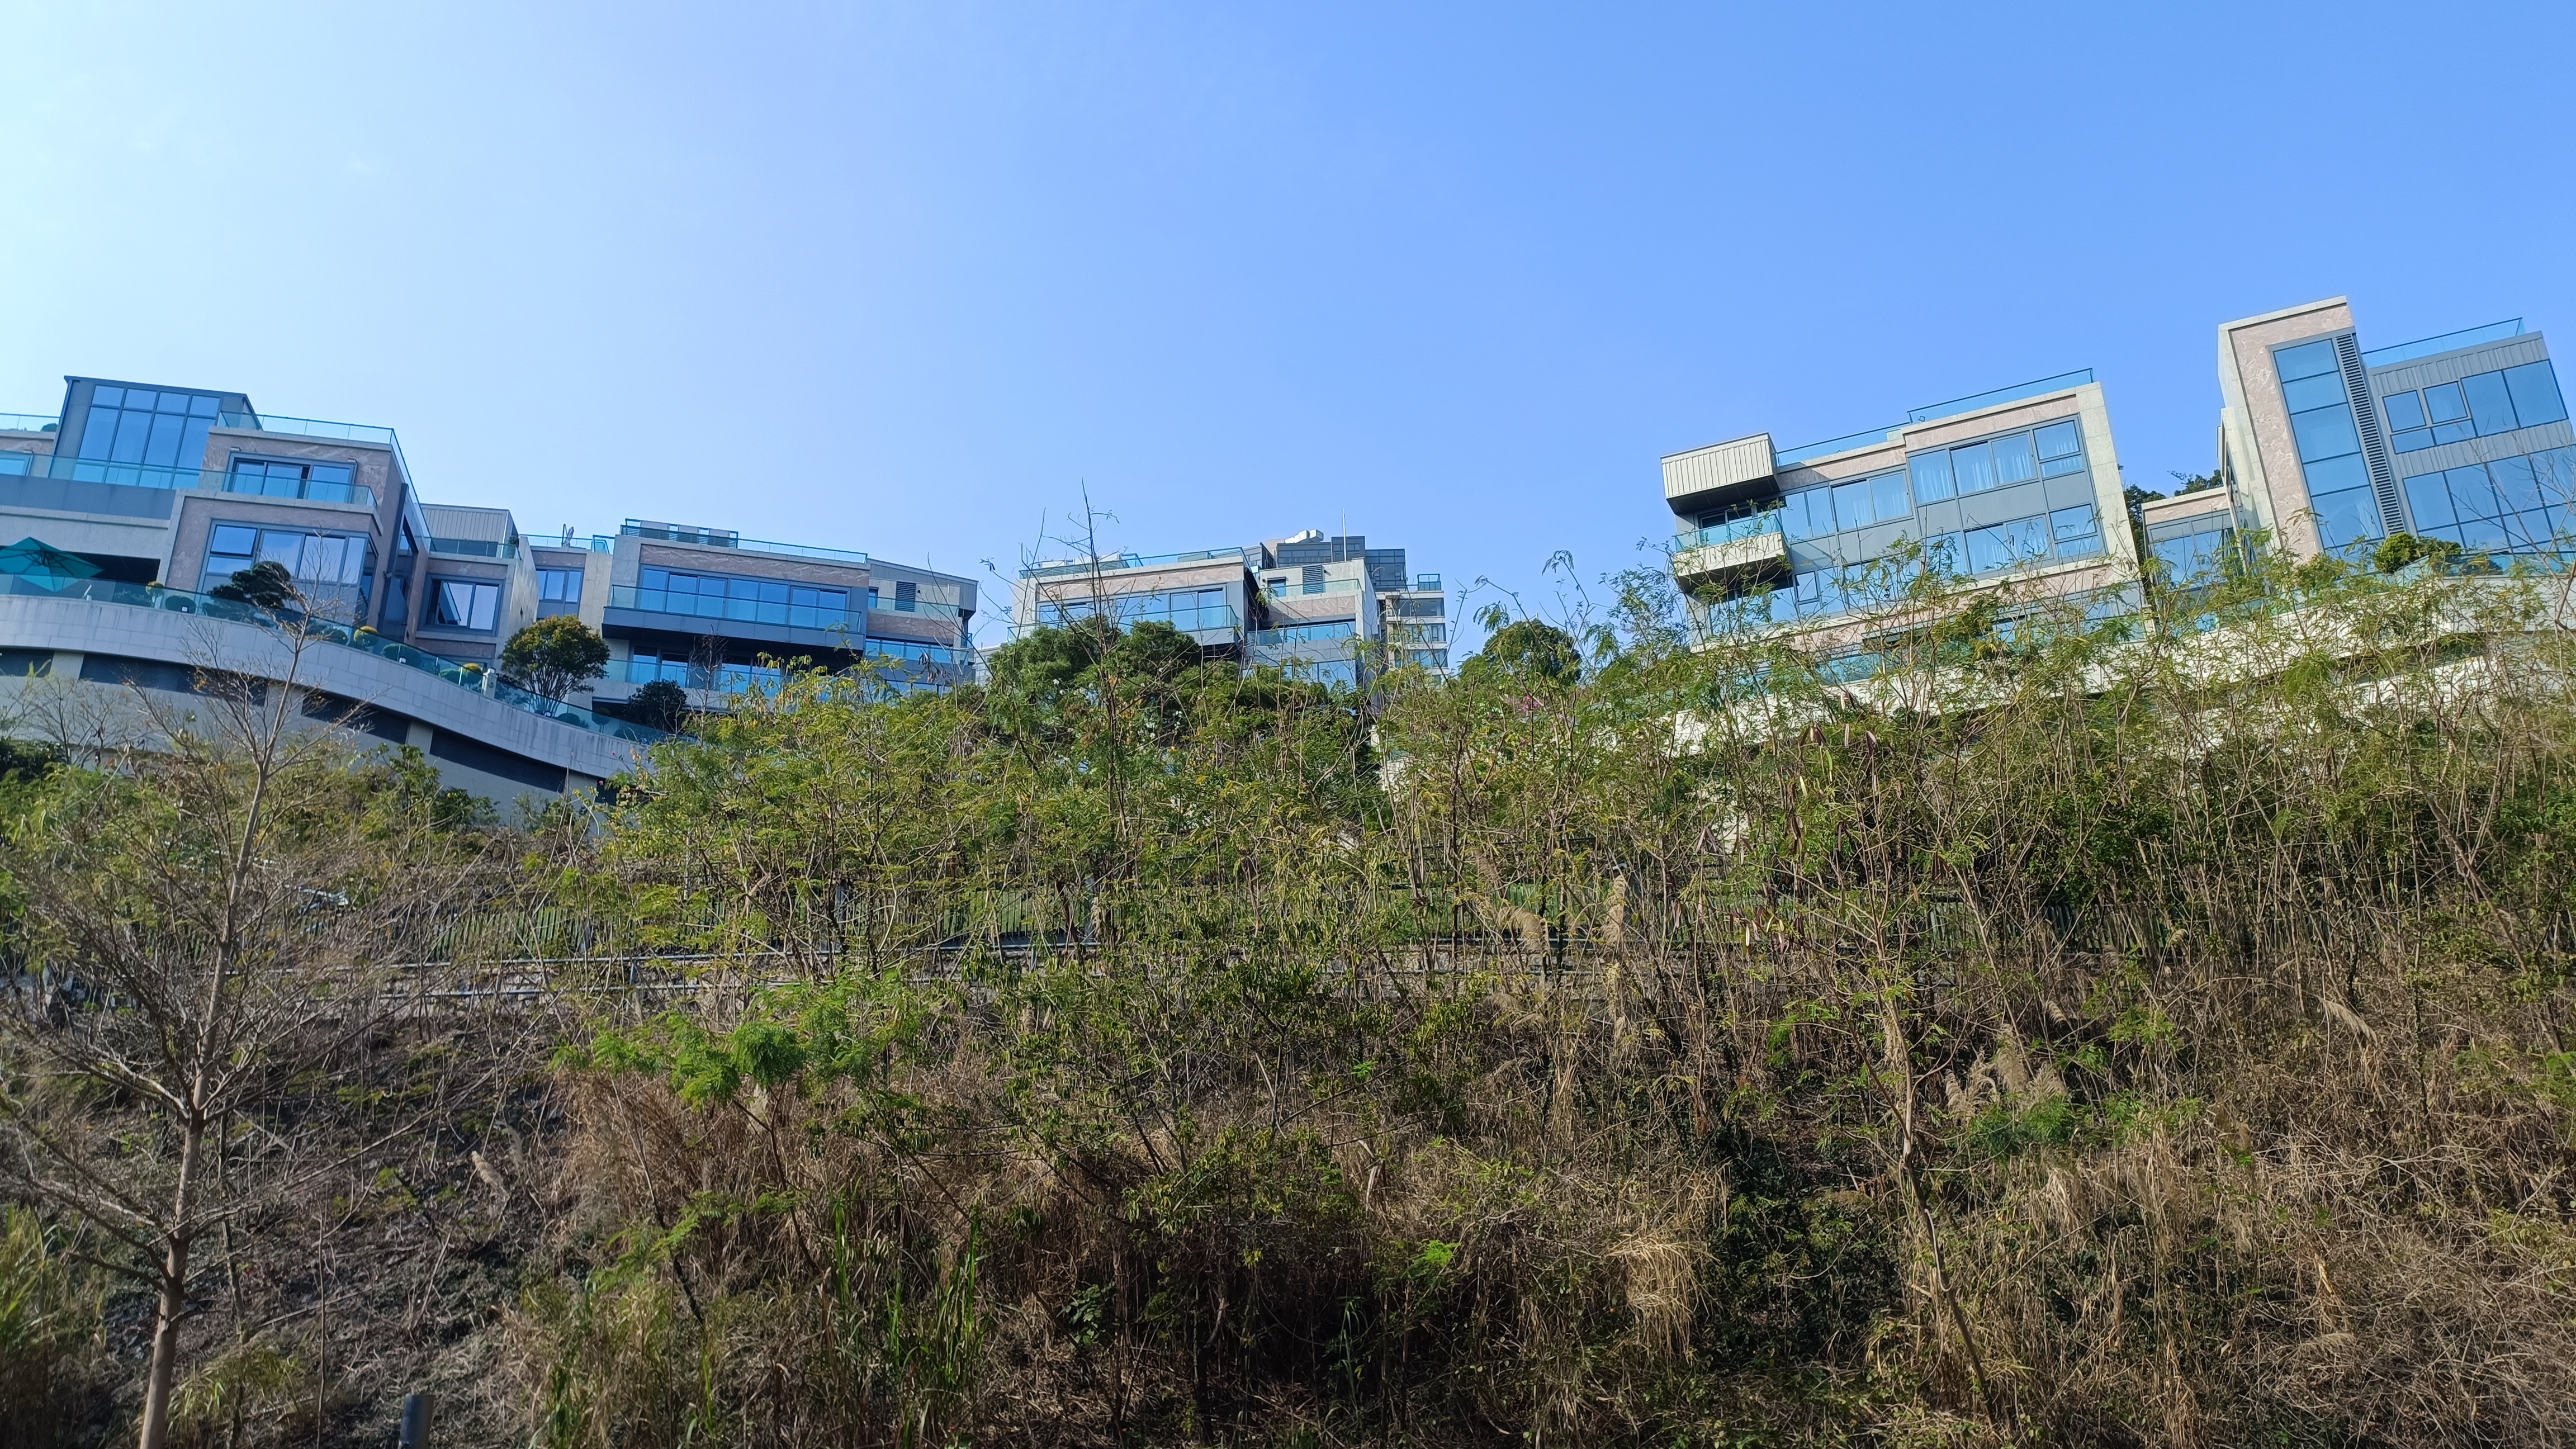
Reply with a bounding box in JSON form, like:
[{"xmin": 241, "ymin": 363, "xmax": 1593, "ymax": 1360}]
[{"xmin": 241, "ymin": 557, "xmax": 2576, "ymax": 1442}]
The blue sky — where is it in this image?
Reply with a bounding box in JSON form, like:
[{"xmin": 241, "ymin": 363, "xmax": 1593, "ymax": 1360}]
[{"xmin": 6, "ymin": 2, "xmax": 2572, "ymax": 644}]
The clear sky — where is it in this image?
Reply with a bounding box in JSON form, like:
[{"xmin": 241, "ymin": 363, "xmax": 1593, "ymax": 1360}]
[{"xmin": 6, "ymin": 2, "xmax": 2573, "ymax": 644}]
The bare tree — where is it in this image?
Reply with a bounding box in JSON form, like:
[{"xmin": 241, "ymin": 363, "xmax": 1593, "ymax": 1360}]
[{"xmin": 0, "ymin": 598, "xmax": 502, "ymax": 1448}]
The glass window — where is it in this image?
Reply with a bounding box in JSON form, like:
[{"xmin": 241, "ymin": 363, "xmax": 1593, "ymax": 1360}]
[
  {"xmin": 2403, "ymin": 471, "xmax": 2455, "ymax": 528},
  {"xmin": 2532, "ymin": 447, "xmax": 2576, "ymax": 504},
  {"xmin": 2504, "ymin": 362, "xmax": 2568, "ymax": 428},
  {"xmin": 2447, "ymin": 465, "xmax": 2501, "ymax": 520},
  {"xmin": 537, "ymin": 567, "xmax": 583, "ymax": 602},
  {"xmin": 1923, "ymin": 531, "xmax": 1964, "ymax": 574},
  {"xmin": 2381, "ymin": 391, "xmax": 2427, "ymax": 432},
  {"xmin": 2303, "ymin": 453, "xmax": 2369, "ymax": 495},
  {"xmin": 2490, "ymin": 454, "xmax": 2542, "ymax": 513},
  {"xmin": 2034, "ymin": 420, "xmax": 2081, "ymax": 460},
  {"xmin": 1908, "ymin": 448, "xmax": 1954, "ymax": 502},
  {"xmin": 1950, "ymin": 441, "xmax": 1997, "ymax": 494},
  {"xmin": 1991, "ymin": 432, "xmax": 2037, "ymax": 484},
  {"xmin": 2051, "ymin": 504, "xmax": 2101, "ymax": 550},
  {"xmin": 2281, "ymin": 372, "xmax": 2347, "ymax": 411},
  {"xmin": 1869, "ymin": 470, "xmax": 1909, "ymax": 522},
  {"xmin": 2393, "ymin": 428, "xmax": 2435, "ymax": 453},
  {"xmin": 427, "ymin": 579, "xmax": 500, "ymax": 632},
  {"xmin": 2154, "ymin": 527, "xmax": 2232, "ymax": 584},
  {"xmin": 2423, "ymin": 382, "xmax": 2468, "ymax": 424},
  {"xmin": 1782, "ymin": 488, "xmax": 1830, "ymax": 541},
  {"xmin": 1831, "ymin": 479, "xmax": 1872, "ymax": 531},
  {"xmin": 75, "ymin": 389, "xmax": 217, "ymax": 472},
  {"xmin": 2464, "ymin": 371, "xmax": 2520, "ymax": 436},
  {"xmin": 2291, "ymin": 405, "xmax": 2361, "ymax": 463},
  {"xmin": 1966, "ymin": 515, "xmax": 2047, "ymax": 574},
  {"xmin": 209, "ymin": 523, "xmax": 257, "ymax": 558},
  {"xmin": 2311, "ymin": 487, "xmax": 2382, "ymax": 550},
  {"xmin": 2456, "ymin": 513, "xmax": 2509, "ymax": 552},
  {"xmin": 2275, "ymin": 339, "xmax": 2342, "ymax": 381}
]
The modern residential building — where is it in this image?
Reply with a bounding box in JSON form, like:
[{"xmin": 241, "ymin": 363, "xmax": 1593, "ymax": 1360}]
[
  {"xmin": 1, "ymin": 375, "xmax": 976, "ymax": 802},
  {"xmin": 1658, "ymin": 300, "xmax": 2576, "ymax": 648},
  {"xmin": 1011, "ymin": 528, "xmax": 1450, "ymax": 686},
  {"xmin": 2210, "ymin": 299, "xmax": 2572, "ymax": 571},
  {"xmin": 1659, "ymin": 370, "xmax": 2137, "ymax": 640}
]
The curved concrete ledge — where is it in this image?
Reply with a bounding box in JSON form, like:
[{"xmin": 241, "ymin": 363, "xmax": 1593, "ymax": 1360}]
[{"xmin": 0, "ymin": 591, "xmax": 652, "ymax": 798}]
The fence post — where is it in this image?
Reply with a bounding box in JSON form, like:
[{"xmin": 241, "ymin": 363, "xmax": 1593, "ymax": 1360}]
[{"xmin": 398, "ymin": 1391, "xmax": 430, "ymax": 1447}]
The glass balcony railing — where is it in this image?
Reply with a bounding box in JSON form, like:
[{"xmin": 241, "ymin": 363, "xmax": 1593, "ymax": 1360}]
[
  {"xmin": 1906, "ymin": 370, "xmax": 2094, "ymax": 424},
  {"xmin": 0, "ymin": 571, "xmax": 665, "ymax": 744},
  {"xmin": 604, "ymin": 520, "xmax": 870, "ymax": 565},
  {"xmin": 219, "ymin": 410, "xmax": 397, "ymax": 447},
  {"xmin": 0, "ymin": 450, "xmax": 378, "ymax": 508},
  {"xmin": 1, "ymin": 451, "xmax": 220, "ymax": 491},
  {"xmin": 429, "ymin": 536, "xmax": 515, "ymax": 558},
  {"xmin": 609, "ymin": 584, "xmax": 864, "ymax": 632},
  {"xmin": 1251, "ymin": 619, "xmax": 1356, "ymax": 646},
  {"xmin": 1020, "ymin": 547, "xmax": 1246, "ymax": 580},
  {"xmin": 1263, "ymin": 577, "xmax": 1363, "ymax": 600},
  {"xmin": 1, "ymin": 413, "xmax": 58, "ymax": 433},
  {"xmin": 619, "ymin": 640, "xmax": 967, "ymax": 693},
  {"xmin": 862, "ymin": 637, "xmax": 968, "ymax": 666},
  {"xmin": 216, "ymin": 411, "xmax": 413, "ymax": 488},
  {"xmin": 1674, "ymin": 512, "xmax": 1786, "ymax": 552},
  {"xmin": 1774, "ymin": 426, "xmax": 1900, "ymax": 468},
  {"xmin": 2361, "ymin": 319, "xmax": 2525, "ymax": 369},
  {"xmin": 1413, "ymin": 574, "xmax": 1442, "ymax": 591}
]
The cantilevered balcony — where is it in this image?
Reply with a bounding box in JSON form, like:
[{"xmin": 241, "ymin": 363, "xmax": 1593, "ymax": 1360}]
[{"xmin": 1670, "ymin": 512, "xmax": 1789, "ymax": 594}]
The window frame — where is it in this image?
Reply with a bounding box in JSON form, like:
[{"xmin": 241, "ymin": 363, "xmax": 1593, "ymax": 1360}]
[{"xmin": 424, "ymin": 576, "xmax": 503, "ymax": 633}]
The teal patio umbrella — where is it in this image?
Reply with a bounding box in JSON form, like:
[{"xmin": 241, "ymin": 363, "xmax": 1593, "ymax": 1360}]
[{"xmin": 0, "ymin": 537, "xmax": 102, "ymax": 590}]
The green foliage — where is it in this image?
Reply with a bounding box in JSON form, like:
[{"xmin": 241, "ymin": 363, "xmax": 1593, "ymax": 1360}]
[
  {"xmin": 1459, "ymin": 615, "xmax": 1582, "ymax": 686},
  {"xmin": 126, "ymin": 552, "xmax": 2575, "ymax": 1445},
  {"xmin": 625, "ymin": 676, "xmax": 690, "ymax": 732},
  {"xmin": 2374, "ymin": 531, "xmax": 2465, "ymax": 574},
  {"xmin": 0, "ymin": 1209, "xmax": 101, "ymax": 1443},
  {"xmin": 206, "ymin": 558, "xmax": 296, "ymax": 608},
  {"xmin": 501, "ymin": 614, "xmax": 613, "ymax": 700}
]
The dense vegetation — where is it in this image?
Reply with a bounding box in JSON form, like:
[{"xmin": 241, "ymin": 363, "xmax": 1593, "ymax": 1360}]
[{"xmin": 9, "ymin": 550, "xmax": 2576, "ymax": 1447}]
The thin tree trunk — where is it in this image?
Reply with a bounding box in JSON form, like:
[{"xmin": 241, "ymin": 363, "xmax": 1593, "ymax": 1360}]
[{"xmin": 139, "ymin": 1117, "xmax": 202, "ymax": 1449}]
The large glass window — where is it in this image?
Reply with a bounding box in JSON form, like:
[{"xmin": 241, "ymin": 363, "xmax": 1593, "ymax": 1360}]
[
  {"xmin": 2400, "ymin": 448, "xmax": 2573, "ymax": 556},
  {"xmin": 426, "ymin": 579, "xmax": 500, "ymax": 632},
  {"xmin": 1950, "ymin": 440, "xmax": 1998, "ymax": 494},
  {"xmin": 2291, "ymin": 404, "xmax": 2361, "ymax": 462},
  {"xmin": 2275, "ymin": 339, "xmax": 2381, "ymax": 551},
  {"xmin": 2383, "ymin": 361, "xmax": 2568, "ymax": 453},
  {"xmin": 537, "ymin": 567, "xmax": 583, "ymax": 602},
  {"xmin": 1902, "ymin": 419, "xmax": 2085, "ymax": 505},
  {"xmin": 2152, "ymin": 523, "xmax": 2236, "ymax": 585},
  {"xmin": 1786, "ymin": 467, "xmax": 1909, "ymax": 539},
  {"xmin": 77, "ymin": 386, "xmax": 218, "ymax": 469},
  {"xmin": 1039, "ymin": 586, "xmax": 1231, "ymax": 633},
  {"xmin": 633, "ymin": 567, "xmax": 852, "ymax": 628},
  {"xmin": 202, "ymin": 522, "xmax": 370, "ymax": 591},
  {"xmin": 1990, "ymin": 431, "xmax": 2037, "ymax": 485},
  {"xmin": 1966, "ymin": 516, "xmax": 2049, "ymax": 573},
  {"xmin": 226, "ymin": 456, "xmax": 360, "ymax": 504},
  {"xmin": 2035, "ymin": 420, "xmax": 2085, "ymax": 476},
  {"xmin": 2051, "ymin": 505, "xmax": 2103, "ymax": 557}
]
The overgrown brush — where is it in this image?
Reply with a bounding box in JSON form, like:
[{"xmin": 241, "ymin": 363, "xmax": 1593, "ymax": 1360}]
[
  {"xmin": 493, "ymin": 555, "xmax": 2576, "ymax": 1446},
  {"xmin": 16, "ymin": 553, "xmax": 2576, "ymax": 1446}
]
